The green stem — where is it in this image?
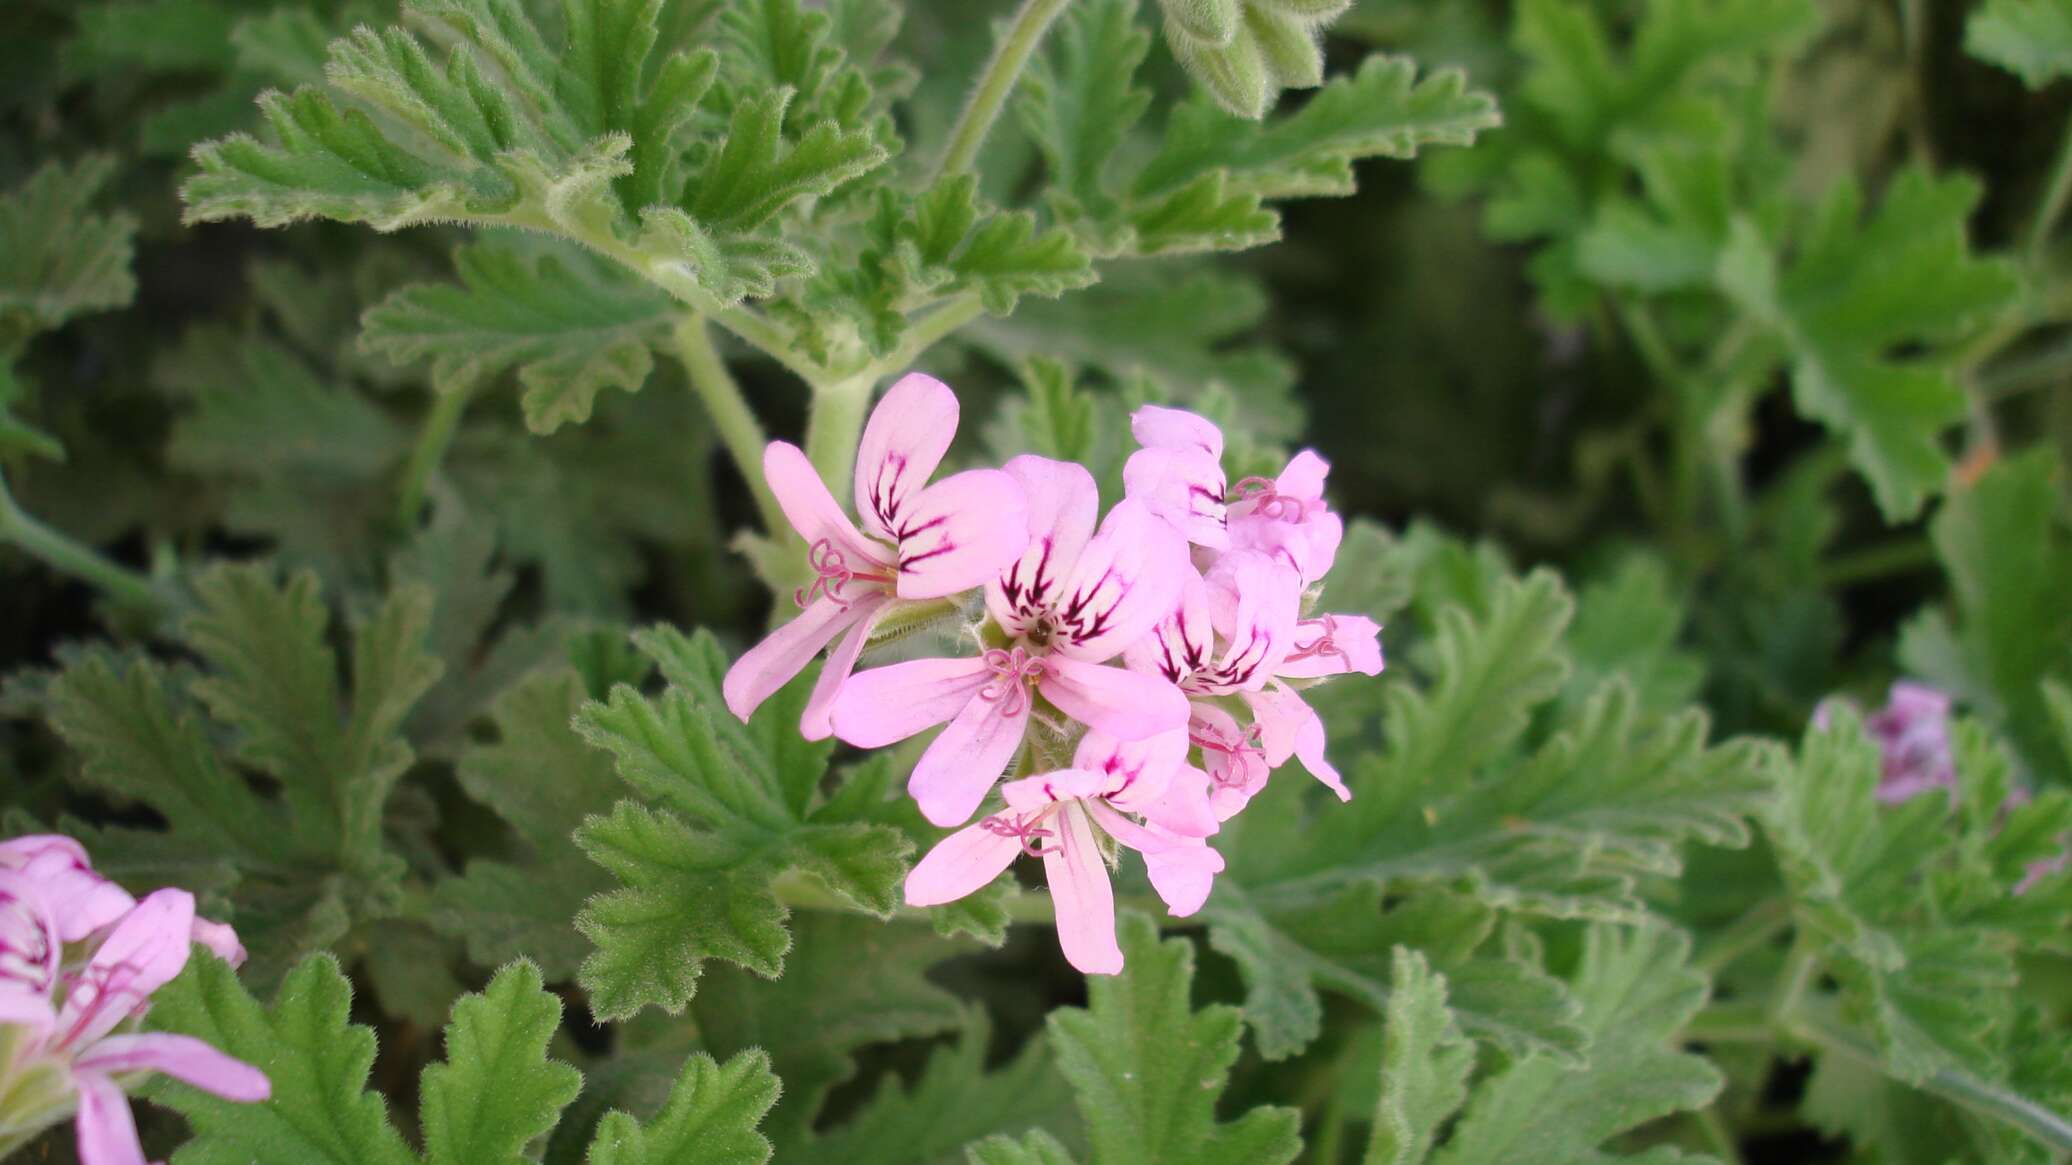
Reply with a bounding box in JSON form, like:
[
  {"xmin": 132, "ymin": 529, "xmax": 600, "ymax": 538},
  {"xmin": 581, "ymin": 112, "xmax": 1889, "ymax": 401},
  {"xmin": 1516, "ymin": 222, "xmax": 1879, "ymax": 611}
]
[
  {"xmin": 674, "ymin": 316, "xmax": 785, "ymax": 535},
  {"xmin": 395, "ymin": 387, "xmax": 472, "ymax": 529},
  {"xmin": 0, "ymin": 471, "xmax": 162, "ymax": 612},
  {"xmin": 804, "ymin": 370, "xmax": 876, "ymax": 495},
  {"xmin": 934, "ymin": 0, "xmax": 1072, "ymax": 179},
  {"xmin": 1693, "ymin": 1106, "xmax": 1746, "ymax": 1165},
  {"xmin": 863, "ymin": 294, "xmax": 987, "ymax": 384},
  {"xmin": 2033, "ymin": 114, "xmax": 2072, "ymax": 261},
  {"xmin": 1694, "ymin": 897, "xmax": 1790, "ymax": 974},
  {"xmin": 1816, "ymin": 537, "xmax": 1937, "ymax": 588}
]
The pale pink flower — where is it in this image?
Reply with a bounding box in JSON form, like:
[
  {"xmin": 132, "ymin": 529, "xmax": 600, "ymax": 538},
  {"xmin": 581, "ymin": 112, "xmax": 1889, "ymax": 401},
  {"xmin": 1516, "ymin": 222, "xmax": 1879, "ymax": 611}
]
[
  {"xmin": 1816, "ymin": 681, "xmax": 1958, "ymax": 805},
  {"xmin": 903, "ymin": 730, "xmax": 1223, "ymax": 974},
  {"xmin": 0, "ymin": 835, "xmax": 245, "ymax": 966},
  {"xmin": 1227, "ymin": 450, "xmax": 1344, "ymax": 585},
  {"xmin": 0, "ymin": 863, "xmax": 268, "ymax": 1165},
  {"xmin": 832, "ymin": 456, "xmax": 1192, "ymax": 826},
  {"xmin": 723, "ymin": 374, "xmax": 1031, "ymax": 739},
  {"xmin": 1123, "ymin": 405, "xmax": 1230, "ymax": 548}
]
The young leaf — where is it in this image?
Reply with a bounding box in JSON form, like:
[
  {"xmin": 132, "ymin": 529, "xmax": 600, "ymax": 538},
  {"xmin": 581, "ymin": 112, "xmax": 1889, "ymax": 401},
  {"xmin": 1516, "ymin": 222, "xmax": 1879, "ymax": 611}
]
[
  {"xmin": 1048, "ymin": 914, "xmax": 1302, "ymax": 1165},
  {"xmin": 966, "ymin": 1131, "xmax": 1078, "ymax": 1165},
  {"xmin": 1967, "ymin": 0, "xmax": 2072, "ymax": 87},
  {"xmin": 0, "ymin": 154, "xmax": 137, "ymax": 356},
  {"xmin": 361, "ymin": 239, "xmax": 677, "ymax": 435},
  {"xmin": 571, "ymin": 626, "xmax": 911, "ymax": 1019},
  {"xmin": 1363, "ymin": 947, "xmax": 1475, "ymax": 1165},
  {"xmin": 420, "ymin": 962, "xmax": 584, "ymax": 1165},
  {"xmin": 584, "ymin": 1051, "xmax": 779, "ymax": 1165},
  {"xmin": 1717, "ymin": 171, "xmax": 2018, "ymax": 520}
]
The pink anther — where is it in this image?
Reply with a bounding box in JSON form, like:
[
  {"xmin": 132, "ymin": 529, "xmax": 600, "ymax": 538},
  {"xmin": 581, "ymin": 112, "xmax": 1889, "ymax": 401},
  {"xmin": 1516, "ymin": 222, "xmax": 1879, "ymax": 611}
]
[
  {"xmin": 1229, "ymin": 476, "xmax": 1307, "ymax": 521},
  {"xmin": 1190, "ymin": 720, "xmax": 1265, "ymax": 787},
  {"xmin": 1283, "ymin": 614, "xmax": 1349, "ymax": 668},
  {"xmin": 980, "ymin": 812, "xmax": 1057, "ymax": 858},
  {"xmin": 978, "ymin": 647, "xmax": 1047, "ymax": 716}
]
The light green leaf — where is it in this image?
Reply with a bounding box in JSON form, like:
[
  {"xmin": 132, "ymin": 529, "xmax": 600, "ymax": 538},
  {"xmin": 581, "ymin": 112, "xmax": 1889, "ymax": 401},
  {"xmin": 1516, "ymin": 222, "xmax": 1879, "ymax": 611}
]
[
  {"xmin": 1967, "ymin": 0, "xmax": 2072, "ymax": 87},
  {"xmin": 421, "ymin": 962, "xmax": 584, "ymax": 1165},
  {"xmin": 966, "ymin": 1131, "xmax": 1078, "ymax": 1165},
  {"xmin": 585, "ymin": 1051, "xmax": 778, "ymax": 1165},
  {"xmin": 361, "ymin": 240, "xmax": 676, "ymax": 435},
  {"xmin": 1017, "ymin": 0, "xmax": 1151, "ymax": 218},
  {"xmin": 0, "ymin": 155, "xmax": 137, "ymax": 357},
  {"xmin": 1363, "ymin": 948, "xmax": 1474, "ymax": 1165},
  {"xmin": 1717, "ymin": 171, "xmax": 2018, "ymax": 520},
  {"xmin": 1048, "ymin": 914, "xmax": 1302, "ymax": 1165},
  {"xmin": 572, "ymin": 627, "xmax": 911, "ymax": 1019}
]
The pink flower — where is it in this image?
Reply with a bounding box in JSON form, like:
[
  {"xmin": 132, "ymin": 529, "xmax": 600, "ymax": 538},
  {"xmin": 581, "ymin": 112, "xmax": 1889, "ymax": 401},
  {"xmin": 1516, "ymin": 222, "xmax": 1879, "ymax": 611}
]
[
  {"xmin": 0, "ymin": 854, "xmax": 268, "ymax": 1165},
  {"xmin": 1122, "ymin": 405, "xmax": 1230, "ymax": 549},
  {"xmin": 1227, "ymin": 450, "xmax": 1344, "ymax": 585},
  {"xmin": 0, "ymin": 835, "xmax": 245, "ymax": 966},
  {"xmin": 903, "ymin": 730, "xmax": 1223, "ymax": 974},
  {"xmin": 723, "ymin": 374, "xmax": 1031, "ymax": 739},
  {"xmin": 831, "ymin": 456, "xmax": 1192, "ymax": 826},
  {"xmin": 1816, "ymin": 681, "xmax": 1957, "ymax": 805}
]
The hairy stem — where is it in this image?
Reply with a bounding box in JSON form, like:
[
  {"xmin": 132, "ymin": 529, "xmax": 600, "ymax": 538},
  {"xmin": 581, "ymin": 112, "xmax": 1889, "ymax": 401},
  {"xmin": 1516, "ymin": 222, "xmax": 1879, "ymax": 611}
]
[
  {"xmin": 395, "ymin": 386, "xmax": 472, "ymax": 529},
  {"xmin": 0, "ymin": 471, "xmax": 163, "ymax": 613},
  {"xmin": 934, "ymin": 0, "xmax": 1072, "ymax": 179},
  {"xmin": 2034, "ymin": 113, "xmax": 2072, "ymax": 261},
  {"xmin": 804, "ymin": 369, "xmax": 876, "ymax": 496},
  {"xmin": 1694, "ymin": 897, "xmax": 1789, "ymax": 974},
  {"xmin": 1816, "ymin": 537, "xmax": 1938, "ymax": 588},
  {"xmin": 674, "ymin": 316, "xmax": 784, "ymax": 535}
]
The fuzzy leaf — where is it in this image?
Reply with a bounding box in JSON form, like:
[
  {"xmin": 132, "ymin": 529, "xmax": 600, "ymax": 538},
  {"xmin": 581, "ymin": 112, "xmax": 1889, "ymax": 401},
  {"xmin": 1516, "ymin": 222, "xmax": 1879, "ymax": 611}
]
[
  {"xmin": 0, "ymin": 155, "xmax": 137, "ymax": 356},
  {"xmin": 585, "ymin": 1050, "xmax": 779, "ymax": 1165},
  {"xmin": 572, "ymin": 626, "xmax": 911, "ymax": 1019},
  {"xmin": 966, "ymin": 1131, "xmax": 1078, "ymax": 1165},
  {"xmin": 1048, "ymin": 914, "xmax": 1302, "ymax": 1165},
  {"xmin": 361, "ymin": 239, "xmax": 676, "ymax": 435},
  {"xmin": 1717, "ymin": 172, "xmax": 2018, "ymax": 520},
  {"xmin": 1968, "ymin": 0, "xmax": 2072, "ymax": 87},
  {"xmin": 1363, "ymin": 948, "xmax": 1475, "ymax": 1165},
  {"xmin": 421, "ymin": 962, "xmax": 584, "ymax": 1165}
]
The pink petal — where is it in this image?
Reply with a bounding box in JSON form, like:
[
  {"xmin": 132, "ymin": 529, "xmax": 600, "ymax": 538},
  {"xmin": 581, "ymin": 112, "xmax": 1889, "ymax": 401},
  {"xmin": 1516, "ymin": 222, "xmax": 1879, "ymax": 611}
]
[
  {"xmin": 1247, "ymin": 685, "xmax": 1351, "ymax": 802},
  {"xmin": 904, "ymin": 820, "xmax": 1023, "ymax": 907},
  {"xmin": 763, "ymin": 441, "xmax": 884, "ymax": 567},
  {"xmin": 74, "ymin": 1070, "xmax": 148, "ymax": 1165},
  {"xmin": 1003, "ymin": 769, "xmax": 1109, "ymax": 811},
  {"xmin": 77, "ymin": 1034, "xmax": 270, "ymax": 1102},
  {"xmin": 1044, "ymin": 804, "xmax": 1122, "ymax": 974},
  {"xmin": 987, "ymin": 456, "xmax": 1100, "ymax": 636},
  {"xmin": 1048, "ymin": 500, "xmax": 1191, "ymax": 661},
  {"xmin": 894, "ymin": 469, "xmax": 1030, "ymax": 600},
  {"xmin": 0, "ymin": 837, "xmax": 136, "ymax": 943},
  {"xmin": 0, "ymin": 868, "xmax": 61, "ymax": 993},
  {"xmin": 1122, "ymin": 446, "xmax": 1228, "ymax": 549},
  {"xmin": 0, "ymin": 834, "xmax": 91, "ymax": 867},
  {"xmin": 60, "ymin": 889, "xmax": 195, "ymax": 1050},
  {"xmin": 1074, "ymin": 728, "xmax": 1189, "ymax": 805},
  {"xmin": 722, "ymin": 595, "xmax": 872, "ymax": 724},
  {"xmin": 189, "ymin": 917, "xmax": 247, "ymax": 969},
  {"xmin": 1122, "ymin": 570, "xmax": 1211, "ymax": 686},
  {"xmin": 1275, "ymin": 450, "xmax": 1330, "ymax": 500},
  {"xmin": 828, "ymin": 657, "xmax": 992, "ymax": 748},
  {"xmin": 1142, "ymin": 838, "xmax": 1224, "ymax": 917},
  {"xmin": 798, "ymin": 596, "xmax": 892, "ymax": 740},
  {"xmin": 1203, "ymin": 551, "xmax": 1301, "ymax": 688},
  {"xmin": 1042, "ymin": 657, "xmax": 1189, "ymax": 740},
  {"xmin": 0, "ymin": 983, "xmax": 55, "ymax": 1032},
  {"xmin": 1127, "ymin": 762, "xmax": 1220, "ymax": 839},
  {"xmin": 1293, "ymin": 710, "xmax": 1350, "ymax": 801},
  {"xmin": 854, "ymin": 373, "xmax": 959, "ymax": 545},
  {"xmin": 1131, "ymin": 405, "xmax": 1224, "ymax": 459},
  {"xmin": 908, "ymin": 692, "xmax": 1033, "ymax": 827},
  {"xmin": 1277, "ymin": 613, "xmax": 1385, "ymax": 679}
]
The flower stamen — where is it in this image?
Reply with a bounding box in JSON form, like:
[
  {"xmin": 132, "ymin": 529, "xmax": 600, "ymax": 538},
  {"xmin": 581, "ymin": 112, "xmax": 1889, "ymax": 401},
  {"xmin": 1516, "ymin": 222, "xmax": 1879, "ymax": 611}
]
[
  {"xmin": 978, "ymin": 647, "xmax": 1048, "ymax": 716},
  {"xmin": 1229, "ymin": 476, "xmax": 1307, "ymax": 521},
  {"xmin": 793, "ymin": 538, "xmax": 893, "ymax": 609},
  {"xmin": 980, "ymin": 812, "xmax": 1058, "ymax": 858}
]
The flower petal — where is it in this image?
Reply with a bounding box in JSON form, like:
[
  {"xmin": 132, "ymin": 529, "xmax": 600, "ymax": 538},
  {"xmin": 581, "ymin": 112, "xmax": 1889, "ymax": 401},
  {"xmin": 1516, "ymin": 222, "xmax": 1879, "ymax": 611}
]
[
  {"xmin": 74, "ymin": 1071, "xmax": 148, "ymax": 1165},
  {"xmin": 1073, "ymin": 727, "xmax": 1189, "ymax": 805},
  {"xmin": 60, "ymin": 889, "xmax": 195, "ymax": 1049},
  {"xmin": 77, "ymin": 1034, "xmax": 270, "ymax": 1102},
  {"xmin": 798, "ymin": 596, "xmax": 893, "ymax": 740},
  {"xmin": 1246, "ymin": 685, "xmax": 1351, "ymax": 802},
  {"xmin": 1203, "ymin": 551, "xmax": 1300, "ymax": 688},
  {"xmin": 1275, "ymin": 449, "xmax": 1330, "ymax": 500},
  {"xmin": 908, "ymin": 691, "xmax": 1033, "ymax": 827},
  {"xmin": 0, "ymin": 836, "xmax": 135, "ymax": 943},
  {"xmin": 904, "ymin": 821, "xmax": 1023, "ymax": 907},
  {"xmin": 829, "ymin": 657, "xmax": 992, "ymax": 748},
  {"xmin": 1128, "ymin": 762, "xmax": 1220, "ymax": 839},
  {"xmin": 986, "ymin": 456, "xmax": 1099, "ymax": 635},
  {"xmin": 1142, "ymin": 839, "xmax": 1224, "ymax": 917},
  {"xmin": 1003, "ymin": 769, "xmax": 1109, "ymax": 811},
  {"xmin": 855, "ymin": 373, "xmax": 959, "ymax": 545},
  {"xmin": 1044, "ymin": 804, "xmax": 1122, "ymax": 974},
  {"xmin": 189, "ymin": 917, "xmax": 247, "ymax": 969},
  {"xmin": 1131, "ymin": 405, "xmax": 1223, "ymax": 459},
  {"xmin": 764, "ymin": 441, "xmax": 883, "ymax": 566},
  {"xmin": 723, "ymin": 595, "xmax": 871, "ymax": 724},
  {"xmin": 0, "ymin": 983, "xmax": 55, "ymax": 1032},
  {"xmin": 894, "ymin": 469, "xmax": 1030, "ymax": 600},
  {"xmin": 1043, "ymin": 656, "xmax": 1189, "ymax": 740},
  {"xmin": 1122, "ymin": 446, "xmax": 1228, "ymax": 549},
  {"xmin": 1049, "ymin": 500, "xmax": 1191, "ymax": 660},
  {"xmin": 1276, "ymin": 613, "xmax": 1384, "ymax": 679}
]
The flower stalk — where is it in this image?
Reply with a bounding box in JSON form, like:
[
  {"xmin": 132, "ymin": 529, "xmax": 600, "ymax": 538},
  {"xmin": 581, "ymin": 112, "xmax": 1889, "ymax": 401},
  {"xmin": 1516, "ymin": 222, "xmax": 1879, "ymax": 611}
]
[{"xmin": 934, "ymin": 0, "xmax": 1075, "ymax": 180}]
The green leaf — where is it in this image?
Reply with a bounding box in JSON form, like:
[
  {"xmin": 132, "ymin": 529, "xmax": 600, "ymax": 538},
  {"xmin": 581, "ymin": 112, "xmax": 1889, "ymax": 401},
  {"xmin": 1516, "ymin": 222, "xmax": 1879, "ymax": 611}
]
[
  {"xmin": 0, "ymin": 362, "xmax": 63, "ymax": 462},
  {"xmin": 572, "ymin": 626, "xmax": 911, "ymax": 1019},
  {"xmin": 812, "ymin": 1013, "xmax": 1079, "ymax": 1165},
  {"xmin": 148, "ymin": 953, "xmax": 421, "ymax": 1165},
  {"xmin": 1363, "ymin": 948, "xmax": 1475, "ymax": 1165},
  {"xmin": 1017, "ymin": 0, "xmax": 1152, "ymax": 219},
  {"xmin": 0, "ymin": 154, "xmax": 137, "ymax": 356},
  {"xmin": 966, "ymin": 1131, "xmax": 1078, "ymax": 1165},
  {"xmin": 1900, "ymin": 450, "xmax": 2072, "ymax": 785},
  {"xmin": 1561, "ymin": 552, "xmax": 1704, "ymax": 717},
  {"xmin": 585, "ymin": 1050, "xmax": 779, "ymax": 1165},
  {"xmin": 1430, "ymin": 926, "xmax": 1724, "ymax": 1165},
  {"xmin": 1717, "ymin": 171, "xmax": 2018, "ymax": 520},
  {"xmin": 361, "ymin": 239, "xmax": 676, "ymax": 435},
  {"xmin": 1967, "ymin": 0, "xmax": 2072, "ymax": 87},
  {"xmin": 432, "ymin": 666, "xmax": 622, "ymax": 979},
  {"xmin": 1048, "ymin": 914, "xmax": 1302, "ymax": 1165},
  {"xmin": 421, "ymin": 962, "xmax": 584, "ymax": 1165}
]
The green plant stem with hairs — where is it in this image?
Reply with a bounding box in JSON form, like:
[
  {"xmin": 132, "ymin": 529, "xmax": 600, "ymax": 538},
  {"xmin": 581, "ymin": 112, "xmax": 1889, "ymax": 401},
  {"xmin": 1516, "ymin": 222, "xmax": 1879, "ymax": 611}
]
[
  {"xmin": 0, "ymin": 469, "xmax": 164, "ymax": 614},
  {"xmin": 934, "ymin": 0, "xmax": 1075, "ymax": 180},
  {"xmin": 395, "ymin": 385, "xmax": 473, "ymax": 530},
  {"xmin": 674, "ymin": 316, "xmax": 784, "ymax": 536}
]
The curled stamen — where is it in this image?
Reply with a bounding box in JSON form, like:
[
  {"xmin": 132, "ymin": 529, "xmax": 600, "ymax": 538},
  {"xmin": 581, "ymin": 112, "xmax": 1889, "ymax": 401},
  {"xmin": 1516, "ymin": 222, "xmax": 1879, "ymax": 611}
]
[
  {"xmin": 793, "ymin": 538, "xmax": 892, "ymax": 609},
  {"xmin": 1190, "ymin": 720, "xmax": 1265, "ymax": 787},
  {"xmin": 978, "ymin": 647, "xmax": 1048, "ymax": 716},
  {"xmin": 981, "ymin": 812, "xmax": 1058, "ymax": 858},
  {"xmin": 1283, "ymin": 614, "xmax": 1349, "ymax": 668},
  {"xmin": 1229, "ymin": 476, "xmax": 1307, "ymax": 521}
]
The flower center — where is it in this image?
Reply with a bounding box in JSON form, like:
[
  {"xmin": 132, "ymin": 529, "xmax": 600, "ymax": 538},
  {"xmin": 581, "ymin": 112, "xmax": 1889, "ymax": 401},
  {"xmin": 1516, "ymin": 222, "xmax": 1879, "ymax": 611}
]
[
  {"xmin": 1191, "ymin": 719, "xmax": 1265, "ymax": 787},
  {"xmin": 978, "ymin": 647, "xmax": 1049, "ymax": 716},
  {"xmin": 1230, "ymin": 476, "xmax": 1307, "ymax": 521},
  {"xmin": 980, "ymin": 810, "xmax": 1059, "ymax": 858},
  {"xmin": 0, "ymin": 892, "xmax": 51, "ymax": 995},
  {"xmin": 793, "ymin": 538, "xmax": 894, "ymax": 610}
]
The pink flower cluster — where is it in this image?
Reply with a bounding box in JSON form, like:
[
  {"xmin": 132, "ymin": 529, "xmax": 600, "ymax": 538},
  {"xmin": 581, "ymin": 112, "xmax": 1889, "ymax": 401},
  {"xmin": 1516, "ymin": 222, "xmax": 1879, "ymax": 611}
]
[
  {"xmin": 723, "ymin": 375, "xmax": 1382, "ymax": 973},
  {"xmin": 1816, "ymin": 681, "xmax": 1958, "ymax": 805},
  {"xmin": 0, "ymin": 835, "xmax": 268, "ymax": 1165}
]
